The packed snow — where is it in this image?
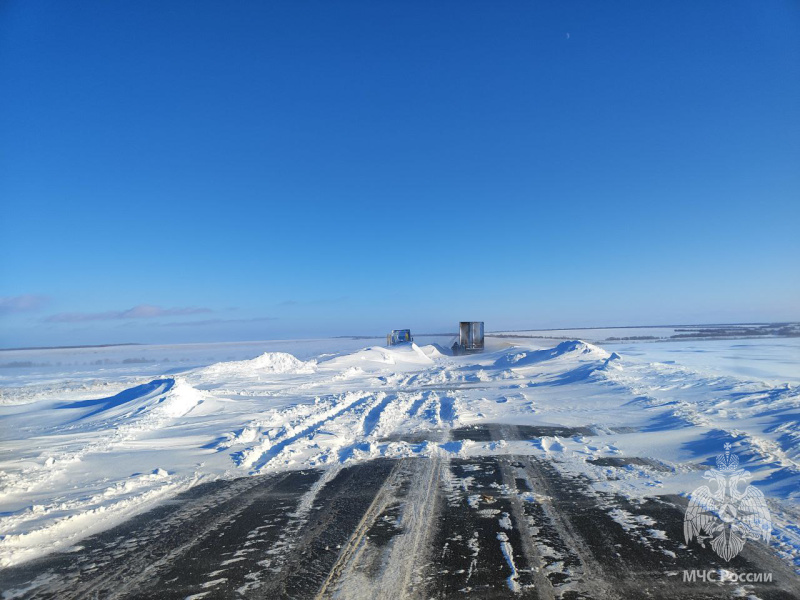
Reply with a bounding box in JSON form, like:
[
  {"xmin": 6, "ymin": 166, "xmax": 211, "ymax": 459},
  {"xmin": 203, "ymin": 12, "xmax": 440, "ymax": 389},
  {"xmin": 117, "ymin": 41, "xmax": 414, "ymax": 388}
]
[{"xmin": 0, "ymin": 335, "xmax": 798, "ymax": 571}]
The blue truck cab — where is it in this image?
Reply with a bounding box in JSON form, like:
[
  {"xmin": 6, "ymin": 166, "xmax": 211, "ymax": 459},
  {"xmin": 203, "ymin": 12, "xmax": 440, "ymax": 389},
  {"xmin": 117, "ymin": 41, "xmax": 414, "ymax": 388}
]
[{"xmin": 387, "ymin": 329, "xmax": 413, "ymax": 346}]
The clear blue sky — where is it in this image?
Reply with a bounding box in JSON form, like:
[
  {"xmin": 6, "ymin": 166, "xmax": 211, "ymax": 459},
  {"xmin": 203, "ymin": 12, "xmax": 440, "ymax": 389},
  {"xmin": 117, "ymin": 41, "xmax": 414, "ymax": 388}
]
[{"xmin": 1, "ymin": 1, "xmax": 799, "ymax": 347}]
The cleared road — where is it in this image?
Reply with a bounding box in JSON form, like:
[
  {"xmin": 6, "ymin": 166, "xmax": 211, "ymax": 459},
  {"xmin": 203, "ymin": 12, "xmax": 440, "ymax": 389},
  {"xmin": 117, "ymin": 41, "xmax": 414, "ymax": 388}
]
[{"xmin": 2, "ymin": 425, "xmax": 798, "ymax": 599}]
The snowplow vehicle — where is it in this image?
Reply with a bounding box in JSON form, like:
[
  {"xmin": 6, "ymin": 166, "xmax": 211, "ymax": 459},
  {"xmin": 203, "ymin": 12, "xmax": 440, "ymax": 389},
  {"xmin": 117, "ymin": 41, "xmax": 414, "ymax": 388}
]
[{"xmin": 387, "ymin": 329, "xmax": 413, "ymax": 346}]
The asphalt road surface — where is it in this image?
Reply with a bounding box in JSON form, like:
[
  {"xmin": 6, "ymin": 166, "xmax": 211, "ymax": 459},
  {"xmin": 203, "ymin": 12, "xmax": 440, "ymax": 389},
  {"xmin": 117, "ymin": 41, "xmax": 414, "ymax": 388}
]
[{"xmin": 2, "ymin": 425, "xmax": 798, "ymax": 599}]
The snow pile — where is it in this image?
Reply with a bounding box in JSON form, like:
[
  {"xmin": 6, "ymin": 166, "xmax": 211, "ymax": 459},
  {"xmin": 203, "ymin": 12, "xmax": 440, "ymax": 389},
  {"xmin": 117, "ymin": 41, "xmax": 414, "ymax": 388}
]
[
  {"xmin": 598, "ymin": 352, "xmax": 622, "ymax": 371},
  {"xmin": 536, "ymin": 436, "xmax": 567, "ymax": 453},
  {"xmin": 52, "ymin": 377, "xmax": 204, "ymax": 427},
  {"xmin": 494, "ymin": 340, "xmax": 609, "ymax": 368},
  {"xmin": 418, "ymin": 344, "xmax": 447, "ymax": 359},
  {"xmin": 147, "ymin": 377, "xmax": 205, "ymax": 419},
  {"xmin": 200, "ymin": 352, "xmax": 316, "ymax": 376},
  {"xmin": 320, "ymin": 343, "xmax": 434, "ymax": 372},
  {"xmin": 54, "ymin": 378, "xmax": 176, "ymax": 423}
]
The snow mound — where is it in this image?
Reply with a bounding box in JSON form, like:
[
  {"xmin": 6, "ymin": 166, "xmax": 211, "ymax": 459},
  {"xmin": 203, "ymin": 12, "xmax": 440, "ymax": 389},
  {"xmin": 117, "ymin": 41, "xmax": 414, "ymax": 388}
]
[
  {"xmin": 201, "ymin": 352, "xmax": 316, "ymax": 376},
  {"xmin": 494, "ymin": 340, "xmax": 609, "ymax": 368},
  {"xmin": 598, "ymin": 352, "xmax": 622, "ymax": 371},
  {"xmin": 407, "ymin": 342, "xmax": 438, "ymax": 363},
  {"xmin": 551, "ymin": 340, "xmax": 610, "ymax": 357},
  {"xmin": 154, "ymin": 378, "xmax": 205, "ymax": 419},
  {"xmin": 56, "ymin": 377, "xmax": 204, "ymax": 430},
  {"xmin": 57, "ymin": 379, "xmax": 176, "ymax": 422},
  {"xmin": 536, "ymin": 436, "xmax": 566, "ymax": 453},
  {"xmin": 320, "ymin": 343, "xmax": 434, "ymax": 372},
  {"xmin": 419, "ymin": 344, "xmax": 447, "ymax": 359}
]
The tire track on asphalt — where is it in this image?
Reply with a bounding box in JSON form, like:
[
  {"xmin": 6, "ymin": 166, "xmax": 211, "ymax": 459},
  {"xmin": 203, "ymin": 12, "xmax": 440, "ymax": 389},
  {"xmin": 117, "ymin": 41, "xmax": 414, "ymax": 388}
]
[
  {"xmin": 313, "ymin": 459, "xmax": 407, "ymax": 599},
  {"xmin": 517, "ymin": 453, "xmax": 619, "ymax": 599},
  {"xmin": 384, "ymin": 456, "xmax": 443, "ymax": 599},
  {"xmin": 329, "ymin": 456, "xmax": 445, "ymax": 600},
  {"xmin": 494, "ymin": 461, "xmax": 555, "ymax": 597},
  {"xmin": 1, "ymin": 472, "xmax": 306, "ymax": 600}
]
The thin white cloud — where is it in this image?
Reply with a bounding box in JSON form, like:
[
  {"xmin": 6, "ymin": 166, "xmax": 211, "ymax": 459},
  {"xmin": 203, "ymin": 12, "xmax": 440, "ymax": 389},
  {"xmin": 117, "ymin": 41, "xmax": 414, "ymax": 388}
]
[
  {"xmin": 275, "ymin": 296, "xmax": 349, "ymax": 307},
  {"xmin": 160, "ymin": 317, "xmax": 277, "ymax": 327},
  {"xmin": 0, "ymin": 295, "xmax": 48, "ymax": 315},
  {"xmin": 45, "ymin": 304, "xmax": 213, "ymax": 323}
]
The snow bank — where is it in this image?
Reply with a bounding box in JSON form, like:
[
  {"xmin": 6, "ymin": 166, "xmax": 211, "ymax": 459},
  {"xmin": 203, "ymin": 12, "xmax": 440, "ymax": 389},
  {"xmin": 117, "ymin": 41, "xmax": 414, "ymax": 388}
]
[
  {"xmin": 199, "ymin": 352, "xmax": 316, "ymax": 376},
  {"xmin": 418, "ymin": 344, "xmax": 447, "ymax": 359},
  {"xmin": 319, "ymin": 343, "xmax": 434, "ymax": 372},
  {"xmin": 0, "ymin": 376, "xmax": 209, "ymax": 567},
  {"xmin": 494, "ymin": 340, "xmax": 610, "ymax": 368},
  {"xmin": 52, "ymin": 377, "xmax": 204, "ymax": 426}
]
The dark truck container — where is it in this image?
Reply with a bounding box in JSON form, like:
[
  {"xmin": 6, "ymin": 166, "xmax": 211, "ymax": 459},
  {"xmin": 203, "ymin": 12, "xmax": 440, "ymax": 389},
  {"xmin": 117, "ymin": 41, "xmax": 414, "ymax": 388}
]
[{"xmin": 452, "ymin": 322, "xmax": 484, "ymax": 355}]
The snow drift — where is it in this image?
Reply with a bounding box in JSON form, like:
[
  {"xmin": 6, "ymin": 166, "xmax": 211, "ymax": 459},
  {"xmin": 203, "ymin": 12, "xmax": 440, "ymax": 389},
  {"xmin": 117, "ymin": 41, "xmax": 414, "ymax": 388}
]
[
  {"xmin": 199, "ymin": 351, "xmax": 317, "ymax": 376},
  {"xmin": 494, "ymin": 340, "xmax": 610, "ymax": 368}
]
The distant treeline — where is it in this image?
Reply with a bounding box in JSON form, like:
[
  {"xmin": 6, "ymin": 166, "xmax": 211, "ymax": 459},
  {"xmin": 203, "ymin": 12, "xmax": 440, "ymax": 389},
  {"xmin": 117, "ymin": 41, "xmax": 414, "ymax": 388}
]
[
  {"xmin": 671, "ymin": 323, "xmax": 800, "ymax": 339},
  {"xmin": 487, "ymin": 323, "xmax": 800, "ymax": 343},
  {"xmin": 0, "ymin": 342, "xmax": 141, "ymax": 352},
  {"xmin": 491, "ymin": 334, "xmax": 576, "ymax": 340},
  {"xmin": 1, "ymin": 357, "xmax": 158, "ymax": 369}
]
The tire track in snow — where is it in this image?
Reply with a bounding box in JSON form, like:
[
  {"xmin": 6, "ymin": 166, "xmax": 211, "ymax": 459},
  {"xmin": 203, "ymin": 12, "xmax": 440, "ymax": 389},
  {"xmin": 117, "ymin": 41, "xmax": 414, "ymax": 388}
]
[
  {"xmin": 240, "ymin": 391, "xmax": 378, "ymax": 471},
  {"xmin": 368, "ymin": 391, "xmax": 437, "ymax": 440},
  {"xmin": 362, "ymin": 393, "xmax": 397, "ymax": 436},
  {"xmin": 242, "ymin": 388, "xmax": 460, "ymax": 473}
]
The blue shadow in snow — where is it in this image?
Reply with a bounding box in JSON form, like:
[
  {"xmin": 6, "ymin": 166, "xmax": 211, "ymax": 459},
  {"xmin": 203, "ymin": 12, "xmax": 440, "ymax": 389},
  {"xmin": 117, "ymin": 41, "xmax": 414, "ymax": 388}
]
[
  {"xmin": 681, "ymin": 429, "xmax": 742, "ymax": 466},
  {"xmin": 439, "ymin": 441, "xmax": 464, "ymax": 453},
  {"xmin": 493, "ymin": 341, "xmax": 591, "ymax": 369},
  {"xmin": 57, "ymin": 379, "xmax": 174, "ymax": 420},
  {"xmin": 439, "ymin": 396, "xmax": 456, "ymax": 422},
  {"xmin": 641, "ymin": 410, "xmax": 691, "ymax": 433},
  {"xmin": 526, "ymin": 363, "xmax": 600, "ymax": 388},
  {"xmin": 681, "ymin": 429, "xmax": 800, "ymax": 498},
  {"xmin": 362, "ymin": 394, "xmax": 396, "ymax": 436},
  {"xmin": 338, "ymin": 442, "xmax": 372, "ymax": 462}
]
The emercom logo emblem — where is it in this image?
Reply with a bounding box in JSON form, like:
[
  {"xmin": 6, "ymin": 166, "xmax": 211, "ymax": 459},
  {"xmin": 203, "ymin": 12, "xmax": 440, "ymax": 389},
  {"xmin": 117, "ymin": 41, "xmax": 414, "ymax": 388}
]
[{"xmin": 684, "ymin": 443, "xmax": 771, "ymax": 561}]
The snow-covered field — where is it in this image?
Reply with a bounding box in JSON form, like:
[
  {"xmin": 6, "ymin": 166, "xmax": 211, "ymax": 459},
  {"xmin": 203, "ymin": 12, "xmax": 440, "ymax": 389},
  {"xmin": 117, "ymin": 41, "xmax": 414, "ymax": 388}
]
[{"xmin": 1, "ymin": 335, "xmax": 798, "ymax": 573}]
